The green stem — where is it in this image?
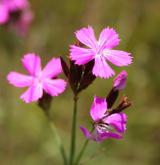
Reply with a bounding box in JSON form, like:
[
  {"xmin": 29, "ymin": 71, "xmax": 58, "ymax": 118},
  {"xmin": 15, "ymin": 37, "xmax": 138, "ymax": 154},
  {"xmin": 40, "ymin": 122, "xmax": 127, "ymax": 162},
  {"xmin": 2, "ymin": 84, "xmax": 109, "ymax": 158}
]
[
  {"xmin": 69, "ymin": 94, "xmax": 78, "ymax": 165},
  {"xmin": 74, "ymin": 139, "xmax": 90, "ymax": 165},
  {"xmin": 42, "ymin": 109, "xmax": 67, "ymax": 165},
  {"xmin": 49, "ymin": 121, "xmax": 68, "ymax": 165},
  {"xmin": 74, "ymin": 128, "xmax": 94, "ymax": 165}
]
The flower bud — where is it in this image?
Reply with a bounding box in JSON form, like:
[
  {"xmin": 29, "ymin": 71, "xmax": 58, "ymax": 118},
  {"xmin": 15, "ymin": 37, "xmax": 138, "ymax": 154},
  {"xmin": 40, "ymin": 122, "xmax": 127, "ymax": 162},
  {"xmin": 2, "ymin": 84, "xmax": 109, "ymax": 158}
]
[{"xmin": 113, "ymin": 70, "xmax": 128, "ymax": 90}]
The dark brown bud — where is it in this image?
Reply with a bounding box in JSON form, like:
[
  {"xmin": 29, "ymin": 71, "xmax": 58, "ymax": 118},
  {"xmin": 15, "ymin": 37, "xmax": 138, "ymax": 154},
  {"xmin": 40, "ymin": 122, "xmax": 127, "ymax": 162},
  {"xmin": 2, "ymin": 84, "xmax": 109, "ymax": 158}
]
[
  {"xmin": 77, "ymin": 60, "xmax": 96, "ymax": 93},
  {"xmin": 60, "ymin": 56, "xmax": 70, "ymax": 77},
  {"xmin": 69, "ymin": 60, "xmax": 83, "ymax": 94},
  {"xmin": 106, "ymin": 88, "xmax": 119, "ymax": 109}
]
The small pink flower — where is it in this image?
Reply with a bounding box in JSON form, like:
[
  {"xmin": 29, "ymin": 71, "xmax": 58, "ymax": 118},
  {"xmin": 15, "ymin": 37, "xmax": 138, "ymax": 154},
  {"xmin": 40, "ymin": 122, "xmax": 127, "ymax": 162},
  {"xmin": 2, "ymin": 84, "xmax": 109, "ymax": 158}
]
[
  {"xmin": 70, "ymin": 26, "xmax": 132, "ymax": 79},
  {"xmin": 113, "ymin": 70, "xmax": 128, "ymax": 90},
  {"xmin": 80, "ymin": 96, "xmax": 127, "ymax": 142},
  {"xmin": 0, "ymin": 0, "xmax": 33, "ymax": 36},
  {"xmin": 12, "ymin": 9, "xmax": 33, "ymax": 36},
  {"xmin": 7, "ymin": 53, "xmax": 67, "ymax": 103}
]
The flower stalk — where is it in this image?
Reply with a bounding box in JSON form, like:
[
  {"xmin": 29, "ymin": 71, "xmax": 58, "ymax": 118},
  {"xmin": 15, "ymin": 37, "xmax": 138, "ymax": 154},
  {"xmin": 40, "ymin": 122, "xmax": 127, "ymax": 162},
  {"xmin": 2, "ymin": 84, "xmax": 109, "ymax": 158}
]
[
  {"xmin": 48, "ymin": 119, "xmax": 68, "ymax": 165},
  {"xmin": 75, "ymin": 127, "xmax": 94, "ymax": 165},
  {"xmin": 39, "ymin": 100, "xmax": 67, "ymax": 165},
  {"xmin": 74, "ymin": 138, "xmax": 89, "ymax": 165},
  {"xmin": 69, "ymin": 94, "xmax": 78, "ymax": 165}
]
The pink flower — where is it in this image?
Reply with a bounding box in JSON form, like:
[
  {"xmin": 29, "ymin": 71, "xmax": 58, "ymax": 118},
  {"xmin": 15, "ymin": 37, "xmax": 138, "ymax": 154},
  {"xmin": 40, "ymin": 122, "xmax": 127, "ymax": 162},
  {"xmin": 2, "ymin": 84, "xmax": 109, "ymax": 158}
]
[
  {"xmin": 70, "ymin": 26, "xmax": 132, "ymax": 79},
  {"xmin": 113, "ymin": 70, "xmax": 128, "ymax": 90},
  {"xmin": 7, "ymin": 53, "xmax": 67, "ymax": 103},
  {"xmin": 12, "ymin": 8, "xmax": 33, "ymax": 36},
  {"xmin": 0, "ymin": 0, "xmax": 33, "ymax": 36},
  {"xmin": 80, "ymin": 96, "xmax": 127, "ymax": 142}
]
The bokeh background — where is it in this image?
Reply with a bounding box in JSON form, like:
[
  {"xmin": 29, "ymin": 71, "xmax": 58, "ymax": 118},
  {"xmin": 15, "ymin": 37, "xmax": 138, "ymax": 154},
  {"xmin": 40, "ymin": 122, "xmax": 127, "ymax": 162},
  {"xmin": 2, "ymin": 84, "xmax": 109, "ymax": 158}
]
[{"xmin": 0, "ymin": 0, "xmax": 160, "ymax": 165}]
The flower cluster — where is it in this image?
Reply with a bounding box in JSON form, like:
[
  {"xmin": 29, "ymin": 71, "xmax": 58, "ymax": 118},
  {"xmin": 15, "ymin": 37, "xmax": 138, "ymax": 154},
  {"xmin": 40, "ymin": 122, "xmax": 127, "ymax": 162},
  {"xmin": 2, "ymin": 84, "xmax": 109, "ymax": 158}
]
[
  {"xmin": 81, "ymin": 71, "xmax": 131, "ymax": 142},
  {"xmin": 7, "ymin": 26, "xmax": 133, "ymax": 143},
  {"xmin": 0, "ymin": 0, "xmax": 33, "ymax": 36}
]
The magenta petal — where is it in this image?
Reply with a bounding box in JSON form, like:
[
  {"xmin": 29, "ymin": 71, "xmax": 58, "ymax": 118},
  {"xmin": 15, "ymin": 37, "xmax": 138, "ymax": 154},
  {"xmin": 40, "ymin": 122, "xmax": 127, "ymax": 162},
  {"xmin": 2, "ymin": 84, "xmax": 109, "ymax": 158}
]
[
  {"xmin": 20, "ymin": 85, "xmax": 43, "ymax": 103},
  {"xmin": 0, "ymin": 5, "xmax": 9, "ymax": 24},
  {"xmin": 21, "ymin": 53, "xmax": 41, "ymax": 76},
  {"xmin": 70, "ymin": 45, "xmax": 94, "ymax": 65},
  {"xmin": 98, "ymin": 27, "xmax": 120, "ymax": 49},
  {"xmin": 80, "ymin": 126, "xmax": 91, "ymax": 139},
  {"xmin": 75, "ymin": 26, "xmax": 97, "ymax": 49},
  {"xmin": 114, "ymin": 70, "xmax": 128, "ymax": 90},
  {"xmin": 43, "ymin": 79, "xmax": 67, "ymax": 97},
  {"xmin": 90, "ymin": 96, "xmax": 107, "ymax": 121},
  {"xmin": 104, "ymin": 113, "xmax": 127, "ymax": 133},
  {"xmin": 93, "ymin": 56, "xmax": 115, "ymax": 78},
  {"xmin": 99, "ymin": 132, "xmax": 122, "ymax": 141},
  {"xmin": 104, "ymin": 49, "xmax": 132, "ymax": 66},
  {"xmin": 92, "ymin": 130, "xmax": 122, "ymax": 142},
  {"xmin": 42, "ymin": 58, "xmax": 62, "ymax": 78},
  {"xmin": 7, "ymin": 72, "xmax": 32, "ymax": 87}
]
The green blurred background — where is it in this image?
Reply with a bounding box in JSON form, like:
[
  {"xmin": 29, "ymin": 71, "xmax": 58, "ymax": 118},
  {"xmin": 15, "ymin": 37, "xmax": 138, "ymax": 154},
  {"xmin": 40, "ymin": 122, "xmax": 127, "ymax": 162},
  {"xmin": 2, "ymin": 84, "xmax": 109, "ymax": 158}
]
[{"xmin": 0, "ymin": 0, "xmax": 160, "ymax": 164}]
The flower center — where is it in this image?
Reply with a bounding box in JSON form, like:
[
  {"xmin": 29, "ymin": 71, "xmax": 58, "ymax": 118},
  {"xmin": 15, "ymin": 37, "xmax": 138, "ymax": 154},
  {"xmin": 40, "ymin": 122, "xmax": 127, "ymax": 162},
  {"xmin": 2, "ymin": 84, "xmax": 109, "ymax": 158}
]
[
  {"xmin": 94, "ymin": 122, "xmax": 114, "ymax": 133},
  {"xmin": 33, "ymin": 73, "xmax": 43, "ymax": 85},
  {"xmin": 95, "ymin": 47, "xmax": 102, "ymax": 56}
]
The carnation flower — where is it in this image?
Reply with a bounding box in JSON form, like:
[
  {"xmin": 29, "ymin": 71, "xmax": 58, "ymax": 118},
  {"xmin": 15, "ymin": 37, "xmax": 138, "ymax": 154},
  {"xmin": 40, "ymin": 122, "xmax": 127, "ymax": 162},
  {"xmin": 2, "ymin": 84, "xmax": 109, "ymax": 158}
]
[
  {"xmin": 7, "ymin": 53, "xmax": 67, "ymax": 103},
  {"xmin": 0, "ymin": 0, "xmax": 33, "ymax": 36},
  {"xmin": 70, "ymin": 26, "xmax": 132, "ymax": 79},
  {"xmin": 80, "ymin": 96, "xmax": 127, "ymax": 142}
]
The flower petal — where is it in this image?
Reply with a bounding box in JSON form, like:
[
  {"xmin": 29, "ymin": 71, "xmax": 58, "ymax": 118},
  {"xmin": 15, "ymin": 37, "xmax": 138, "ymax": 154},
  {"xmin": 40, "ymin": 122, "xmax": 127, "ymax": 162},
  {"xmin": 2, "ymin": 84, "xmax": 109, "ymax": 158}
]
[
  {"xmin": 21, "ymin": 53, "xmax": 41, "ymax": 76},
  {"xmin": 42, "ymin": 58, "xmax": 62, "ymax": 78},
  {"xmin": 80, "ymin": 126, "xmax": 91, "ymax": 139},
  {"xmin": 94, "ymin": 125, "xmax": 123, "ymax": 142},
  {"xmin": 104, "ymin": 113, "xmax": 127, "ymax": 133},
  {"xmin": 0, "ymin": 5, "xmax": 9, "ymax": 24},
  {"xmin": 113, "ymin": 70, "xmax": 128, "ymax": 90},
  {"xmin": 99, "ymin": 132, "xmax": 122, "ymax": 141},
  {"xmin": 90, "ymin": 96, "xmax": 107, "ymax": 121},
  {"xmin": 7, "ymin": 72, "xmax": 32, "ymax": 87},
  {"xmin": 43, "ymin": 79, "xmax": 67, "ymax": 97},
  {"xmin": 20, "ymin": 84, "xmax": 43, "ymax": 103},
  {"xmin": 98, "ymin": 27, "xmax": 120, "ymax": 49},
  {"xmin": 75, "ymin": 26, "xmax": 97, "ymax": 49},
  {"xmin": 70, "ymin": 45, "xmax": 94, "ymax": 65},
  {"xmin": 104, "ymin": 49, "xmax": 132, "ymax": 66},
  {"xmin": 92, "ymin": 56, "xmax": 115, "ymax": 78},
  {"xmin": 92, "ymin": 130, "xmax": 121, "ymax": 142}
]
